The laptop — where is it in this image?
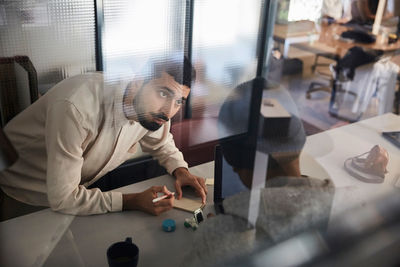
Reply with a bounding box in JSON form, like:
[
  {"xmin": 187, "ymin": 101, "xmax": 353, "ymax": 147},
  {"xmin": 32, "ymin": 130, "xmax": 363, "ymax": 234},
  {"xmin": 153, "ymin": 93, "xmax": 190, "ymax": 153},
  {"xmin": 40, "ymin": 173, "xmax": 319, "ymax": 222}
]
[{"xmin": 213, "ymin": 144, "xmax": 250, "ymax": 214}]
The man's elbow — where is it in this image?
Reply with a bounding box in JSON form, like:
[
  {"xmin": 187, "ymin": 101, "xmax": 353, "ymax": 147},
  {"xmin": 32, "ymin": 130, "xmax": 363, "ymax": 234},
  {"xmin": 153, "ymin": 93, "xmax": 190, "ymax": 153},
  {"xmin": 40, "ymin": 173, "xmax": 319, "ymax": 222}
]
[{"xmin": 48, "ymin": 195, "xmax": 82, "ymax": 215}]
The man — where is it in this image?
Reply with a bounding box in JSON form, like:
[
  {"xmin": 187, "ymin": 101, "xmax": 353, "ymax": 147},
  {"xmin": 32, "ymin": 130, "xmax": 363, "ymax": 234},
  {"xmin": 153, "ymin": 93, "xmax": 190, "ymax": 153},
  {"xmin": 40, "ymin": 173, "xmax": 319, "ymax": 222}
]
[
  {"xmin": 322, "ymin": 0, "xmax": 345, "ymax": 22},
  {"xmin": 0, "ymin": 56, "xmax": 207, "ymax": 220},
  {"xmin": 350, "ymin": 0, "xmax": 393, "ymax": 24},
  {"xmin": 321, "ymin": 0, "xmax": 352, "ymax": 23}
]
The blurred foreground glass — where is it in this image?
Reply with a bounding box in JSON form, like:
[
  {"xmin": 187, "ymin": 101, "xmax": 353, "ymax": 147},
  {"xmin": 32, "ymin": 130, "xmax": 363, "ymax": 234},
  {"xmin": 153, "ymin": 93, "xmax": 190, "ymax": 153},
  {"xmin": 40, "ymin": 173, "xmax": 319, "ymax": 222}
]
[{"xmin": 0, "ymin": 0, "xmax": 96, "ymax": 94}]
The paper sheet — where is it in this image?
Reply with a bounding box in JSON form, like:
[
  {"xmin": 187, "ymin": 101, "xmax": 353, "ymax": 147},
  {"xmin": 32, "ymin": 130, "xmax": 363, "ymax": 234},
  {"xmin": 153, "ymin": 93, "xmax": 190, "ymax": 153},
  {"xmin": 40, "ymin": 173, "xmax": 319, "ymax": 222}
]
[
  {"xmin": 173, "ymin": 197, "xmax": 203, "ymax": 213},
  {"xmin": 205, "ymin": 178, "xmax": 214, "ymax": 185}
]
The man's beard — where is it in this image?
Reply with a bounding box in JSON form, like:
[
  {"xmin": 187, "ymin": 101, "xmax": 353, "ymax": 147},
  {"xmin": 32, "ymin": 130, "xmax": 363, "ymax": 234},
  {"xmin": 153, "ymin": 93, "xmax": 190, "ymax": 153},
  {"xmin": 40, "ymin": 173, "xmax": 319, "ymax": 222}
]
[{"xmin": 133, "ymin": 91, "xmax": 169, "ymax": 131}]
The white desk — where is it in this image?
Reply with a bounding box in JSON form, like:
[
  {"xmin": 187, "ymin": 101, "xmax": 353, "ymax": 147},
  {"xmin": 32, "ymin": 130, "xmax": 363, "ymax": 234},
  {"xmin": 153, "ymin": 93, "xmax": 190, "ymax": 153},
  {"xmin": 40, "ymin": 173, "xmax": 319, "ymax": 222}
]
[
  {"xmin": 47, "ymin": 162, "xmax": 215, "ymax": 267},
  {"xmin": 0, "ymin": 162, "xmax": 215, "ymax": 267},
  {"xmin": 1, "ymin": 113, "xmax": 399, "ymax": 267},
  {"xmin": 273, "ymin": 21, "xmax": 319, "ymax": 58},
  {"xmin": 303, "ymin": 113, "xmax": 400, "ymax": 217}
]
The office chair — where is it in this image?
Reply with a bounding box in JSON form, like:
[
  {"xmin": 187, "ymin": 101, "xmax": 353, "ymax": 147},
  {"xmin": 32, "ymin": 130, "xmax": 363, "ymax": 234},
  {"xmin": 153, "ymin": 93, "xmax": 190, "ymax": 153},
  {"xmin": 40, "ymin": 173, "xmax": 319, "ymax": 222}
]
[
  {"xmin": 311, "ymin": 52, "xmax": 337, "ymax": 73},
  {"xmin": 330, "ymin": 57, "xmax": 399, "ymax": 122},
  {"xmin": 0, "ymin": 127, "xmax": 17, "ymax": 171},
  {"xmin": 306, "ymin": 53, "xmax": 338, "ymax": 99},
  {"xmin": 395, "ymin": 74, "xmax": 400, "ymax": 114},
  {"xmin": 306, "ymin": 64, "xmax": 333, "ymax": 99},
  {"xmin": 0, "ymin": 56, "xmax": 39, "ymax": 127}
]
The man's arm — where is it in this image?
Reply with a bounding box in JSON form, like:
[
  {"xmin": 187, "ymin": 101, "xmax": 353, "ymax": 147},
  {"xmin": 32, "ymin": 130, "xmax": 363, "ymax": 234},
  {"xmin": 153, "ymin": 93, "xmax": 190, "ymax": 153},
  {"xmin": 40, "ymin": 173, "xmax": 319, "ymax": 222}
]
[
  {"xmin": 122, "ymin": 185, "xmax": 174, "ymax": 215},
  {"xmin": 139, "ymin": 123, "xmax": 188, "ymax": 174},
  {"xmin": 139, "ymin": 123, "xmax": 207, "ymax": 203},
  {"xmin": 173, "ymin": 167, "xmax": 207, "ymax": 204},
  {"xmin": 46, "ymin": 100, "xmax": 122, "ymax": 215}
]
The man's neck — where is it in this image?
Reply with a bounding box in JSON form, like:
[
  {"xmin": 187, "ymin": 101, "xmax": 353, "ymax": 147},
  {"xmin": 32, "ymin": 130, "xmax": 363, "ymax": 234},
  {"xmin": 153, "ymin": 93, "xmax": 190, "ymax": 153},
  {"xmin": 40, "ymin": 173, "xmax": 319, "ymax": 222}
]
[{"xmin": 122, "ymin": 84, "xmax": 138, "ymax": 122}]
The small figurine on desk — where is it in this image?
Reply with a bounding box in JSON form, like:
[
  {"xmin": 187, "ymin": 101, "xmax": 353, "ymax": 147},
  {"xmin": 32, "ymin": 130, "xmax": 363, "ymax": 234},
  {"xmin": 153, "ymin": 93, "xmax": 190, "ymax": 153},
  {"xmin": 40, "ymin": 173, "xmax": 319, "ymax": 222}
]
[
  {"xmin": 344, "ymin": 145, "xmax": 389, "ymax": 183},
  {"xmin": 184, "ymin": 208, "xmax": 204, "ymax": 231}
]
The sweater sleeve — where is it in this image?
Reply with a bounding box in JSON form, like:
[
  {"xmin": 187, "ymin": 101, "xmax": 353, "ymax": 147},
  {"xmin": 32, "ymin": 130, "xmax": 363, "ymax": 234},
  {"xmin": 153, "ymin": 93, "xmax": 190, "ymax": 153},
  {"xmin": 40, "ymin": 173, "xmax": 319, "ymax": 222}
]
[
  {"xmin": 139, "ymin": 122, "xmax": 188, "ymax": 175},
  {"xmin": 45, "ymin": 100, "xmax": 122, "ymax": 215}
]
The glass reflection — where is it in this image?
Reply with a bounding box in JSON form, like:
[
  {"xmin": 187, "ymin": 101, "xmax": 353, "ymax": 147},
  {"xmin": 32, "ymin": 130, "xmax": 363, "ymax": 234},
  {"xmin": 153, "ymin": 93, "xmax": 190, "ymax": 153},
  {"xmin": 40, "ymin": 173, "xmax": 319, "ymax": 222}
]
[{"xmin": 181, "ymin": 78, "xmax": 336, "ymax": 267}]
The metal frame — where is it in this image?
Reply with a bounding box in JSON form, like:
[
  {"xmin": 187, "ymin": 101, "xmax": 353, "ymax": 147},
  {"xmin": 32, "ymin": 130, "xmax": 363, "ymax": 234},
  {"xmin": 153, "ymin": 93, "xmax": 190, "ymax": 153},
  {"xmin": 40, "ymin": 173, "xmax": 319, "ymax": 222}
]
[
  {"xmin": 94, "ymin": 0, "xmax": 104, "ymax": 71},
  {"xmin": 256, "ymin": 0, "xmax": 272, "ymax": 78},
  {"xmin": 183, "ymin": 0, "xmax": 194, "ymax": 119}
]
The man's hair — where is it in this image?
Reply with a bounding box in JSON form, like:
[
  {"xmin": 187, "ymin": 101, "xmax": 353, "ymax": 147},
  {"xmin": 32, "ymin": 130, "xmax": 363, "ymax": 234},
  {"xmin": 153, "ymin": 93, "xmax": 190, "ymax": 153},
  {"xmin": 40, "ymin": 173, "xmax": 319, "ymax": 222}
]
[{"xmin": 141, "ymin": 56, "xmax": 196, "ymax": 87}]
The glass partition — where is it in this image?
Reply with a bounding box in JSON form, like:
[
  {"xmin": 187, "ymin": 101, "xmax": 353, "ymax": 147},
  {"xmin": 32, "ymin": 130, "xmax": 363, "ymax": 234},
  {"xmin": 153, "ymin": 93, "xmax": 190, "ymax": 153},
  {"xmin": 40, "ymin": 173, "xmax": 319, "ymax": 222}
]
[
  {"xmin": 102, "ymin": 0, "xmax": 185, "ymax": 82},
  {"xmin": 183, "ymin": 0, "xmax": 262, "ymax": 147},
  {"xmin": 0, "ymin": 0, "xmax": 96, "ymax": 94}
]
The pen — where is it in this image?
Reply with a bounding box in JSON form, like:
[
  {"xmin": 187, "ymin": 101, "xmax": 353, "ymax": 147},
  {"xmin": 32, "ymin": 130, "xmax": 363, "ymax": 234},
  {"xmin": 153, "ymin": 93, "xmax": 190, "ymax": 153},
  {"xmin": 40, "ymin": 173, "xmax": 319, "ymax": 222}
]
[{"xmin": 152, "ymin": 192, "xmax": 175, "ymax": 203}]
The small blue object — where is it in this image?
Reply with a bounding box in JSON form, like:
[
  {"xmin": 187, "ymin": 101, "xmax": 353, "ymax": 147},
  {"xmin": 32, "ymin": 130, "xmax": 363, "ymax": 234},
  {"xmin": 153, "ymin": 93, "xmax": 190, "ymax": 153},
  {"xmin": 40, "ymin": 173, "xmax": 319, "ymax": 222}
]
[{"xmin": 162, "ymin": 219, "xmax": 176, "ymax": 232}]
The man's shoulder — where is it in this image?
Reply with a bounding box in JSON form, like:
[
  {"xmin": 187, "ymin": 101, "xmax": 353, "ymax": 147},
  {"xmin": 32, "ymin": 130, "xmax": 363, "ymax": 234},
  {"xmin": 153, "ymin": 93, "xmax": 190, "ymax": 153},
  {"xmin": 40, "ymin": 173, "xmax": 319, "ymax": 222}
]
[
  {"xmin": 48, "ymin": 72, "xmax": 106, "ymax": 106},
  {"xmin": 50, "ymin": 72, "xmax": 105, "ymax": 98},
  {"xmin": 46, "ymin": 72, "xmax": 110, "ymax": 125}
]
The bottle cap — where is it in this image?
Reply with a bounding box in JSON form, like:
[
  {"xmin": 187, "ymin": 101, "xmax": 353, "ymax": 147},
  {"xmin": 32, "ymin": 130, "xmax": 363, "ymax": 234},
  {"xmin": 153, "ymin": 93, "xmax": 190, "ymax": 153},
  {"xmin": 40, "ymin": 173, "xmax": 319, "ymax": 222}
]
[{"xmin": 162, "ymin": 219, "xmax": 176, "ymax": 232}]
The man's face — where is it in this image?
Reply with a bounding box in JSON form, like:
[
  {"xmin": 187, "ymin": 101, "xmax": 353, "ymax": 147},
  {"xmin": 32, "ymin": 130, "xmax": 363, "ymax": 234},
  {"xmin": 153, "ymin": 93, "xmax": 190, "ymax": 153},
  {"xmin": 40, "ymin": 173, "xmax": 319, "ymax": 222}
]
[{"xmin": 133, "ymin": 71, "xmax": 190, "ymax": 131}]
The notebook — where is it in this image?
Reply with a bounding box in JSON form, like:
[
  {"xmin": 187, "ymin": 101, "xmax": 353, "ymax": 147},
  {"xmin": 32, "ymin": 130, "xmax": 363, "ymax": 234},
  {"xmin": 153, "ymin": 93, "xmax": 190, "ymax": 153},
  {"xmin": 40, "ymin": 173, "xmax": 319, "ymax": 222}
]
[{"xmin": 173, "ymin": 197, "xmax": 203, "ymax": 213}]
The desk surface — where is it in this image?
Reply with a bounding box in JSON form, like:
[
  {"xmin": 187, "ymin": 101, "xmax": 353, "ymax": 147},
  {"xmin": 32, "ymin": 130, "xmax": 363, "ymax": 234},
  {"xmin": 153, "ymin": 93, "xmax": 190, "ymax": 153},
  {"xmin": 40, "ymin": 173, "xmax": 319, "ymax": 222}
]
[
  {"xmin": 303, "ymin": 113, "xmax": 400, "ymax": 217},
  {"xmin": 274, "ymin": 20, "xmax": 317, "ymax": 40},
  {"xmin": 299, "ymin": 23, "xmax": 400, "ymax": 57},
  {"xmin": 0, "ymin": 162, "xmax": 216, "ymax": 267},
  {"xmin": 275, "ymin": 21, "xmax": 400, "ymax": 58},
  {"xmin": 1, "ymin": 113, "xmax": 400, "ymax": 267}
]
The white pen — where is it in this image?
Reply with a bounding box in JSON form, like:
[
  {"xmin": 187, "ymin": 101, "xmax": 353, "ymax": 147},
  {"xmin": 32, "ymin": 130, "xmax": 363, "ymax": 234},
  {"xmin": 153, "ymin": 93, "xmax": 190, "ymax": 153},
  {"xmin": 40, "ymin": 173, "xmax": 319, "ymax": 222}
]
[{"xmin": 152, "ymin": 192, "xmax": 175, "ymax": 203}]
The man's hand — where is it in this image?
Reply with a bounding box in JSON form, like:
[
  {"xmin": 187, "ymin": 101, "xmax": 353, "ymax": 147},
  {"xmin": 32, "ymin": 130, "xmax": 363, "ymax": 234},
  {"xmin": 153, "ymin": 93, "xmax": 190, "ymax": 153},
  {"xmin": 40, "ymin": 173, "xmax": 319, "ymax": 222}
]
[
  {"xmin": 123, "ymin": 186, "xmax": 174, "ymax": 215},
  {"xmin": 173, "ymin": 167, "xmax": 207, "ymax": 204}
]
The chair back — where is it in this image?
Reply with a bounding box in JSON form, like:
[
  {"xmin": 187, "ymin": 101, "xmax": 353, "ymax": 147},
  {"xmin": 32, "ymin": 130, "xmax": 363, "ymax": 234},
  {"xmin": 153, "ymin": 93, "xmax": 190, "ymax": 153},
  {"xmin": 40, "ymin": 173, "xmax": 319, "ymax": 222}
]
[
  {"xmin": 333, "ymin": 57, "xmax": 399, "ymax": 121},
  {"xmin": 0, "ymin": 56, "xmax": 39, "ymax": 126},
  {"xmin": 0, "ymin": 128, "xmax": 17, "ymax": 171}
]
